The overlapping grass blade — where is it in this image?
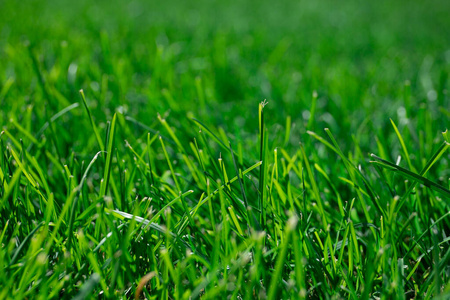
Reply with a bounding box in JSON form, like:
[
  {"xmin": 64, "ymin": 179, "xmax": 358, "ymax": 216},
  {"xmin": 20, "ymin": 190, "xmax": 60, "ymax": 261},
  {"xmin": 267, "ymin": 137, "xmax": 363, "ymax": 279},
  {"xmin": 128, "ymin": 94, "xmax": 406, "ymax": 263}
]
[{"xmin": 370, "ymin": 153, "xmax": 450, "ymax": 198}]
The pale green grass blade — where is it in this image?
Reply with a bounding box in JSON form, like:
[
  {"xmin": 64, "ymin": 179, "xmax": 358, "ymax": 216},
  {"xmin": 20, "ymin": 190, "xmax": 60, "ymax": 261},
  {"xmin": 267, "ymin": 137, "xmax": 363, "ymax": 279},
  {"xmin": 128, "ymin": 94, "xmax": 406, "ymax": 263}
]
[
  {"xmin": 191, "ymin": 118, "xmax": 230, "ymax": 154},
  {"xmin": 300, "ymin": 143, "xmax": 328, "ymax": 229},
  {"xmin": 390, "ymin": 118, "xmax": 414, "ymax": 171},
  {"xmin": 100, "ymin": 113, "xmax": 117, "ymax": 197}
]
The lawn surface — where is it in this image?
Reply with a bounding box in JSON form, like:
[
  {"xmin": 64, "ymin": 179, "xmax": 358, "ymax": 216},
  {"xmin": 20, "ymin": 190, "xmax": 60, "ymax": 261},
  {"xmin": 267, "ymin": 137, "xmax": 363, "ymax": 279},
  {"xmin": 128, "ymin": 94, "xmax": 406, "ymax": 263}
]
[{"xmin": 0, "ymin": 0, "xmax": 450, "ymax": 299}]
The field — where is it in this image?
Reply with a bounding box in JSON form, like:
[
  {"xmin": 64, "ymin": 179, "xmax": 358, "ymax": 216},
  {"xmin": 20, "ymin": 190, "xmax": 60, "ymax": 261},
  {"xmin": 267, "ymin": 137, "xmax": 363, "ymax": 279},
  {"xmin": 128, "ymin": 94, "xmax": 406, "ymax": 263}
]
[{"xmin": 1, "ymin": 0, "xmax": 450, "ymax": 299}]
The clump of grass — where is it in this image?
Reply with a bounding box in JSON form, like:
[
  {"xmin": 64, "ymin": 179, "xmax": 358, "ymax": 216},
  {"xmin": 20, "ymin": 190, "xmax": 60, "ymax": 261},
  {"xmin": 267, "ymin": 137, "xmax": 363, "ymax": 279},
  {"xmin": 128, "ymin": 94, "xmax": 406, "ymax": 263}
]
[{"xmin": 1, "ymin": 94, "xmax": 449, "ymax": 298}]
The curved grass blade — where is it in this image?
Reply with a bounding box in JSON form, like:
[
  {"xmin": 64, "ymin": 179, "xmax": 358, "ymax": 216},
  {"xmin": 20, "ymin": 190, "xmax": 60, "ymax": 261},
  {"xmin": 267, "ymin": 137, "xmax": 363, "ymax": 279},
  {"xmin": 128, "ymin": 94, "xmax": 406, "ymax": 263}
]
[
  {"xmin": 190, "ymin": 118, "xmax": 231, "ymax": 154},
  {"xmin": 8, "ymin": 221, "xmax": 44, "ymax": 267},
  {"xmin": 370, "ymin": 153, "xmax": 450, "ymax": 198},
  {"xmin": 27, "ymin": 102, "xmax": 80, "ymax": 152},
  {"xmin": 393, "ymin": 141, "xmax": 450, "ymax": 212}
]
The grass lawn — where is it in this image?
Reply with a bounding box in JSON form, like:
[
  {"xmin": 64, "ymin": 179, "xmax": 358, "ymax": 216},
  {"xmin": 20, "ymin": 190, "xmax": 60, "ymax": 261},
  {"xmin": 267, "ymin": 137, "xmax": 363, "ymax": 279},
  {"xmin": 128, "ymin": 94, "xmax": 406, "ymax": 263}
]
[{"xmin": 1, "ymin": 0, "xmax": 450, "ymax": 298}]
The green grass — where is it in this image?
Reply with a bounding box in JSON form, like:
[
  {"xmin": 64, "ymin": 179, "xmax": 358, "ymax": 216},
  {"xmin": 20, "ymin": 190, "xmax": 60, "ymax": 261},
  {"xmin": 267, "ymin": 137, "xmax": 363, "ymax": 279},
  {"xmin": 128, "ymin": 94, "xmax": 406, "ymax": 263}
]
[{"xmin": 1, "ymin": 0, "xmax": 450, "ymax": 299}]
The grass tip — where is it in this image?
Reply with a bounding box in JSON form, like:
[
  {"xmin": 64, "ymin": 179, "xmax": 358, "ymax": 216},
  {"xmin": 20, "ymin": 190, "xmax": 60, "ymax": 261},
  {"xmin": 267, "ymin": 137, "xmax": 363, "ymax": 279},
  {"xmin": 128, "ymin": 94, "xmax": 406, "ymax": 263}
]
[{"xmin": 260, "ymin": 99, "xmax": 268, "ymax": 108}]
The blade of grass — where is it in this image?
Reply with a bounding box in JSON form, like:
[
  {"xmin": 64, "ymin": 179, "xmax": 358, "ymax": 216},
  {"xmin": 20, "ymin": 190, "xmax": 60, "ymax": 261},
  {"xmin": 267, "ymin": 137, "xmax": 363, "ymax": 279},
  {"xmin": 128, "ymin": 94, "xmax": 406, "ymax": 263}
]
[
  {"xmin": 394, "ymin": 141, "xmax": 450, "ymax": 212},
  {"xmin": 79, "ymin": 89, "xmax": 105, "ymax": 151},
  {"xmin": 300, "ymin": 143, "xmax": 328, "ymax": 229},
  {"xmin": 267, "ymin": 216, "xmax": 297, "ymax": 300},
  {"xmin": 390, "ymin": 118, "xmax": 414, "ymax": 171},
  {"xmin": 99, "ymin": 113, "xmax": 117, "ymax": 197},
  {"xmin": 8, "ymin": 221, "xmax": 44, "ymax": 267},
  {"xmin": 370, "ymin": 153, "xmax": 450, "ymax": 198},
  {"xmin": 258, "ymin": 100, "xmax": 268, "ymax": 229}
]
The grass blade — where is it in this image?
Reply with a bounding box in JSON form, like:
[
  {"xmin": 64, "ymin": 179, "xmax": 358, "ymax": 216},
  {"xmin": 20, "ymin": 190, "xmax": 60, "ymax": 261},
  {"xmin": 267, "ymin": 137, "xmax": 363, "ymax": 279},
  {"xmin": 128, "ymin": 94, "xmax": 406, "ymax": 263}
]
[
  {"xmin": 79, "ymin": 89, "xmax": 105, "ymax": 151},
  {"xmin": 390, "ymin": 118, "xmax": 414, "ymax": 171},
  {"xmin": 100, "ymin": 113, "xmax": 117, "ymax": 197},
  {"xmin": 370, "ymin": 153, "xmax": 450, "ymax": 198}
]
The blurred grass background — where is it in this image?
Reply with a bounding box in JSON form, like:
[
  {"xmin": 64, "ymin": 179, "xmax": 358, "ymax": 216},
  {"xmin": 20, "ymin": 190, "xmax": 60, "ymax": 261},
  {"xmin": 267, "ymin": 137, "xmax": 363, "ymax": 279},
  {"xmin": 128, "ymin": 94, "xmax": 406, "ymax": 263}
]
[{"xmin": 1, "ymin": 0, "xmax": 449, "ymax": 153}]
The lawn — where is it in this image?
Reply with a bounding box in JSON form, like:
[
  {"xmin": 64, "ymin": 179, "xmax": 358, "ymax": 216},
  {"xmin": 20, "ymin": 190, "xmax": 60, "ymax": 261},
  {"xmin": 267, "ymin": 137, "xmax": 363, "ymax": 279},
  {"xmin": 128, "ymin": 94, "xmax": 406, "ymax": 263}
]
[{"xmin": 0, "ymin": 0, "xmax": 449, "ymax": 299}]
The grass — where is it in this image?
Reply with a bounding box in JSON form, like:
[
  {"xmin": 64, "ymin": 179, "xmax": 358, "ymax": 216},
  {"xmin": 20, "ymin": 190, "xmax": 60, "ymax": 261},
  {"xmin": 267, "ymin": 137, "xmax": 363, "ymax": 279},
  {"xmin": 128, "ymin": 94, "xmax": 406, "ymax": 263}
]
[{"xmin": 0, "ymin": 0, "xmax": 450, "ymax": 299}]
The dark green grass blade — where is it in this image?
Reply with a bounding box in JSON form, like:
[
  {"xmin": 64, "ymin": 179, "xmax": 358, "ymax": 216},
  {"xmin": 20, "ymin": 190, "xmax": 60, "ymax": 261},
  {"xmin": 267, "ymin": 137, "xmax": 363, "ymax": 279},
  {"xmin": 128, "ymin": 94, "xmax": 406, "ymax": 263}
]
[
  {"xmin": 370, "ymin": 153, "xmax": 450, "ymax": 198},
  {"xmin": 8, "ymin": 221, "xmax": 44, "ymax": 267},
  {"xmin": 27, "ymin": 102, "xmax": 80, "ymax": 152},
  {"xmin": 229, "ymin": 141, "xmax": 249, "ymax": 211},
  {"xmin": 393, "ymin": 141, "xmax": 450, "ymax": 212},
  {"xmin": 67, "ymin": 151, "xmax": 104, "ymax": 249},
  {"xmin": 258, "ymin": 101, "xmax": 268, "ymax": 229},
  {"xmin": 79, "ymin": 90, "xmax": 105, "ymax": 151},
  {"xmin": 403, "ymin": 211, "xmax": 450, "ymax": 260}
]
